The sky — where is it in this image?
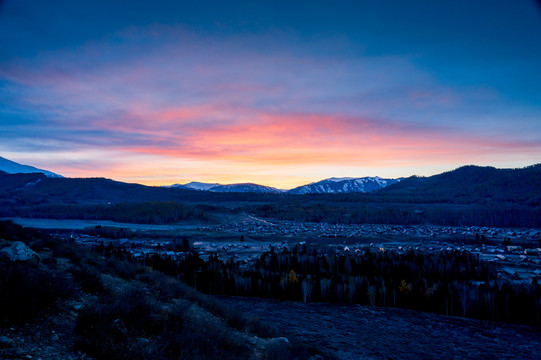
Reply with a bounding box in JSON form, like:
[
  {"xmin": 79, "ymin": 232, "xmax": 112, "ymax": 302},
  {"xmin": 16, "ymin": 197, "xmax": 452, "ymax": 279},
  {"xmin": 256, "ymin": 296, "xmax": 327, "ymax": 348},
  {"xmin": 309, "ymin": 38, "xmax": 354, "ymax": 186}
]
[{"xmin": 1, "ymin": 0, "xmax": 541, "ymax": 189}]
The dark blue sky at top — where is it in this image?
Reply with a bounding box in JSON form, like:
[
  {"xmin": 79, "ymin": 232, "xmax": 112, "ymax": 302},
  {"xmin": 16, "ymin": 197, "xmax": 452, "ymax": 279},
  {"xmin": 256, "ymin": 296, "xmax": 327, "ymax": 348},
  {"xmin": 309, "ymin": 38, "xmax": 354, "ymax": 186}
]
[
  {"xmin": 2, "ymin": 0, "xmax": 541, "ymax": 104},
  {"xmin": 1, "ymin": 0, "xmax": 540, "ymax": 185}
]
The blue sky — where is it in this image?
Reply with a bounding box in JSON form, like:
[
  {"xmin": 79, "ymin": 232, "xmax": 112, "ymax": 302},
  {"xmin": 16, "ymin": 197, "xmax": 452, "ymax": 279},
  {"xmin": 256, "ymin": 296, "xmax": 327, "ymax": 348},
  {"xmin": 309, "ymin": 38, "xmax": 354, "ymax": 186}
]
[{"xmin": 1, "ymin": 1, "xmax": 540, "ymax": 187}]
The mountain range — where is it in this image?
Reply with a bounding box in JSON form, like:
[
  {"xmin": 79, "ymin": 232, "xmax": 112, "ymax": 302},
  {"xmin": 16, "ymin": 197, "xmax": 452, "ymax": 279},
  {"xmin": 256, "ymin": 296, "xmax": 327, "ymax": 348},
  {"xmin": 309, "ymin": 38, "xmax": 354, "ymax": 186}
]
[
  {"xmin": 0, "ymin": 156, "xmax": 406, "ymax": 194},
  {"xmin": 1, "ymin": 156, "xmax": 540, "ymax": 201},
  {"xmin": 0, "ymin": 155, "xmax": 400, "ymax": 194},
  {"xmin": 287, "ymin": 177, "xmax": 403, "ymax": 194},
  {"xmin": 168, "ymin": 182, "xmax": 283, "ymax": 193},
  {"xmin": 375, "ymin": 164, "xmax": 541, "ymax": 204},
  {"xmin": 0, "ymin": 156, "xmax": 62, "ymax": 178},
  {"xmin": 169, "ymin": 177, "xmax": 401, "ymax": 194},
  {"xmin": 170, "ymin": 181, "xmax": 221, "ymax": 191},
  {"xmin": 1, "ymin": 157, "xmax": 539, "ymax": 228}
]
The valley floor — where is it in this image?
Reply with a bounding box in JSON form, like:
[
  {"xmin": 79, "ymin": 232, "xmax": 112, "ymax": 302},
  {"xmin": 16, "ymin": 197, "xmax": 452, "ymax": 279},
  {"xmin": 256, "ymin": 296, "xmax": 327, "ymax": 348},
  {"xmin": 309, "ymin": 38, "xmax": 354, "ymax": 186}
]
[{"xmin": 3, "ymin": 216, "xmax": 541, "ymax": 359}]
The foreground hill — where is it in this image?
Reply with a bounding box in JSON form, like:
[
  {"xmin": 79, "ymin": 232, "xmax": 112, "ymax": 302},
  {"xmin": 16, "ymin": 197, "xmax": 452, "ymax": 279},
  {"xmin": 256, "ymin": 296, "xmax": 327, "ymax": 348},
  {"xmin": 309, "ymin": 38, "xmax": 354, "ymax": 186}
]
[
  {"xmin": 0, "ymin": 220, "xmax": 328, "ymax": 360},
  {"xmin": 220, "ymin": 296, "xmax": 541, "ymax": 360}
]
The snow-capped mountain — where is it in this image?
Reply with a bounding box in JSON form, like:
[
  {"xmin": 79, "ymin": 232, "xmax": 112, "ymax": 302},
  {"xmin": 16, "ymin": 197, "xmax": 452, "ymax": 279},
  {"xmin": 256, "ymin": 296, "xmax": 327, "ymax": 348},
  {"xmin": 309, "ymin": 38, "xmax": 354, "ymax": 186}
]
[
  {"xmin": 166, "ymin": 181, "xmax": 221, "ymax": 191},
  {"xmin": 287, "ymin": 177, "xmax": 402, "ymax": 194},
  {"xmin": 165, "ymin": 181, "xmax": 283, "ymax": 193},
  {"xmin": 0, "ymin": 156, "xmax": 63, "ymax": 178},
  {"xmin": 185, "ymin": 181, "xmax": 222, "ymax": 191},
  {"xmin": 166, "ymin": 177, "xmax": 401, "ymax": 194},
  {"xmin": 208, "ymin": 183, "xmax": 283, "ymax": 194}
]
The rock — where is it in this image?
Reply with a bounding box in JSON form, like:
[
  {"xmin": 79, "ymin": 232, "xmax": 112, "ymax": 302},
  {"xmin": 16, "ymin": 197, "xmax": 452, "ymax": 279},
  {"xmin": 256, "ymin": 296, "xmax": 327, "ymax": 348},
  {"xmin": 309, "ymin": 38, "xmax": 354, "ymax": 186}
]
[
  {"xmin": 0, "ymin": 242, "xmax": 40, "ymax": 263},
  {"xmin": 268, "ymin": 337, "xmax": 290, "ymax": 347},
  {"xmin": 136, "ymin": 337, "xmax": 150, "ymax": 346},
  {"xmin": 111, "ymin": 319, "xmax": 127, "ymax": 335},
  {"xmin": 1, "ymin": 347, "xmax": 23, "ymax": 358},
  {"xmin": 0, "ymin": 335, "xmax": 15, "ymax": 349}
]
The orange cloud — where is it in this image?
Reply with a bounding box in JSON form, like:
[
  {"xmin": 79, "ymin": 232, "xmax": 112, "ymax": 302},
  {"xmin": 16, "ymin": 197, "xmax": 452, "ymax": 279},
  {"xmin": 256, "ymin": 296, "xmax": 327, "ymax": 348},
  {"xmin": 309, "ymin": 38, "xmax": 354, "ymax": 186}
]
[{"xmin": 105, "ymin": 105, "xmax": 540, "ymax": 173}]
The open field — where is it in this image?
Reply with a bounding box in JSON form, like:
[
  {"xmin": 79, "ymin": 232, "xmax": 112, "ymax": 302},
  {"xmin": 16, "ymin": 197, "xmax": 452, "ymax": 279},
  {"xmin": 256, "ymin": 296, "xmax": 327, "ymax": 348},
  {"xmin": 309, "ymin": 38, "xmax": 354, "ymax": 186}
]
[
  {"xmin": 218, "ymin": 296, "xmax": 541, "ymax": 360},
  {"xmin": 0, "ymin": 217, "xmax": 202, "ymax": 231}
]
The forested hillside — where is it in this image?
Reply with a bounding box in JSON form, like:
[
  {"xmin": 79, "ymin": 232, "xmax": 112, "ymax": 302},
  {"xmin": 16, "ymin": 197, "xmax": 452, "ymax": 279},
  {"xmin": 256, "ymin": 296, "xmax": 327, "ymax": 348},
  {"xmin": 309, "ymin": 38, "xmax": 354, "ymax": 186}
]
[
  {"xmin": 1, "ymin": 164, "xmax": 540, "ymax": 228},
  {"xmin": 376, "ymin": 164, "xmax": 541, "ymax": 205},
  {"xmin": 96, "ymin": 242, "xmax": 541, "ymax": 326},
  {"xmin": 252, "ymin": 165, "xmax": 541, "ymax": 227}
]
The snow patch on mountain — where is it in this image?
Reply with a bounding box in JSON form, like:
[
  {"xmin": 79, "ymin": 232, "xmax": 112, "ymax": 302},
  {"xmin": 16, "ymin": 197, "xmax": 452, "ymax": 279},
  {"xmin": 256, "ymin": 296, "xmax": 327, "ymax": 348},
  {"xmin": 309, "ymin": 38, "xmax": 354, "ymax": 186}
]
[
  {"xmin": 0, "ymin": 156, "xmax": 63, "ymax": 178},
  {"xmin": 165, "ymin": 181, "xmax": 282, "ymax": 193},
  {"xmin": 327, "ymin": 177, "xmax": 356, "ymax": 182},
  {"xmin": 288, "ymin": 177, "xmax": 402, "ymax": 194},
  {"xmin": 168, "ymin": 181, "xmax": 222, "ymax": 191},
  {"xmin": 165, "ymin": 177, "xmax": 402, "ymax": 194},
  {"xmin": 209, "ymin": 183, "xmax": 283, "ymax": 194}
]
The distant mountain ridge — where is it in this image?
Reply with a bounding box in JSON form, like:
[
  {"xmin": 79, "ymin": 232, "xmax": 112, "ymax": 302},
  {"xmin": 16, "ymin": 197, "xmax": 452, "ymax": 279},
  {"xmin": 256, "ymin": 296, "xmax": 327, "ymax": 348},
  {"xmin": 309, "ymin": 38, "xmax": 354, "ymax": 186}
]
[
  {"xmin": 209, "ymin": 183, "xmax": 282, "ymax": 194},
  {"xmin": 377, "ymin": 164, "xmax": 541, "ymax": 204},
  {"xmin": 1, "ymin": 163, "xmax": 540, "ymax": 228},
  {"xmin": 0, "ymin": 156, "xmax": 62, "ymax": 178},
  {"xmin": 168, "ymin": 181, "xmax": 283, "ymax": 194},
  {"xmin": 167, "ymin": 177, "xmax": 402, "ymax": 194},
  {"xmin": 168, "ymin": 182, "xmax": 221, "ymax": 191},
  {"xmin": 287, "ymin": 176, "xmax": 402, "ymax": 194},
  {"xmin": 2, "ymin": 155, "xmax": 539, "ymax": 202}
]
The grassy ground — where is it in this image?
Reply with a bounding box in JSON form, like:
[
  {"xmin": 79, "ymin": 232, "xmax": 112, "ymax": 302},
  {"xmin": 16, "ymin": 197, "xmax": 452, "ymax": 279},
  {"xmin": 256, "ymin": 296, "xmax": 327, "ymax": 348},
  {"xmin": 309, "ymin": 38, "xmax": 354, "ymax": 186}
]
[{"xmin": 0, "ymin": 220, "xmax": 333, "ymax": 360}]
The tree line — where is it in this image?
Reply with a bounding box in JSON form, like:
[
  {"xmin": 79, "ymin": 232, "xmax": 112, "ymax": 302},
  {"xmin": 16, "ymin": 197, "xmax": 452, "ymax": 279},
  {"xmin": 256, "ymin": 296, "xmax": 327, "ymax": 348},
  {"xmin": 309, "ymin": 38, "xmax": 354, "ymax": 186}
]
[
  {"xmin": 0, "ymin": 201, "xmax": 209, "ymax": 224},
  {"xmin": 252, "ymin": 203, "xmax": 541, "ymax": 228},
  {"xmin": 95, "ymin": 244, "xmax": 541, "ymax": 326}
]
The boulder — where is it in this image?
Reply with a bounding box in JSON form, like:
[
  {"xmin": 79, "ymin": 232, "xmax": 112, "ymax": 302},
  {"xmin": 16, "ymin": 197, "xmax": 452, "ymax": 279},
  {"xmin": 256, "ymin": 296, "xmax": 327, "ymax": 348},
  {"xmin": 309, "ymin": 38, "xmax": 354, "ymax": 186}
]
[
  {"xmin": 0, "ymin": 336, "xmax": 15, "ymax": 349},
  {"xmin": 0, "ymin": 347, "xmax": 23, "ymax": 358},
  {"xmin": 268, "ymin": 337, "xmax": 290, "ymax": 348},
  {"xmin": 111, "ymin": 319, "xmax": 128, "ymax": 335},
  {"xmin": 136, "ymin": 337, "xmax": 150, "ymax": 346},
  {"xmin": 0, "ymin": 242, "xmax": 40, "ymax": 264}
]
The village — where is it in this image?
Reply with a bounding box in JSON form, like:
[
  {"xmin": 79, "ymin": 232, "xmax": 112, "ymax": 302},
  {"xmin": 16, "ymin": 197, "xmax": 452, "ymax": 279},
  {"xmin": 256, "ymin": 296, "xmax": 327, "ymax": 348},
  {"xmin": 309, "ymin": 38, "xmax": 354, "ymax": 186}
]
[{"xmin": 68, "ymin": 216, "xmax": 541, "ymax": 285}]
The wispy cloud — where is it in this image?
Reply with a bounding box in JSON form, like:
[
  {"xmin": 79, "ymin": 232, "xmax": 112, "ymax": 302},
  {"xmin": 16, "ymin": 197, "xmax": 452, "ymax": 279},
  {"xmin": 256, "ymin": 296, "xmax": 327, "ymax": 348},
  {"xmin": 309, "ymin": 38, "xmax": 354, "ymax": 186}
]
[{"xmin": 1, "ymin": 23, "xmax": 540, "ymax": 187}]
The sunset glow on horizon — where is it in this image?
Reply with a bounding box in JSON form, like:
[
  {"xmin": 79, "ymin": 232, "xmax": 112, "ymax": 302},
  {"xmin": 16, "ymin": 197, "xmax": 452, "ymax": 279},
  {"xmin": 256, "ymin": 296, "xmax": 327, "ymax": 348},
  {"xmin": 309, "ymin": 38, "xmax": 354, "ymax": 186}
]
[{"xmin": 1, "ymin": 1, "xmax": 541, "ymax": 189}]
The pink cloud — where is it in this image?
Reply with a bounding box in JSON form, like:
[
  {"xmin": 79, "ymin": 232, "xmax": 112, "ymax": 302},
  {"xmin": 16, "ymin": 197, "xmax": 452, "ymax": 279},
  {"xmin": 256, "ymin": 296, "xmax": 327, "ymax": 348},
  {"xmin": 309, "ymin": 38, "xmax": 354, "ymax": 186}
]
[
  {"xmin": 2, "ymin": 25, "xmax": 541, "ymax": 186},
  {"xmin": 92, "ymin": 105, "xmax": 540, "ymax": 170}
]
